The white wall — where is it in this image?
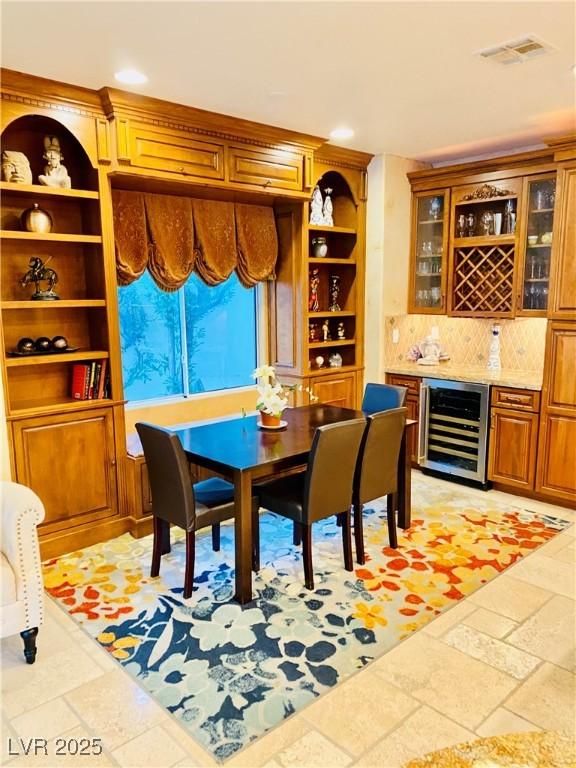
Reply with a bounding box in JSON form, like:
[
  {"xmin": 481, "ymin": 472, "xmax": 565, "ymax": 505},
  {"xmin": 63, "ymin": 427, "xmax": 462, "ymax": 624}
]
[{"xmin": 365, "ymin": 153, "xmax": 427, "ymax": 382}]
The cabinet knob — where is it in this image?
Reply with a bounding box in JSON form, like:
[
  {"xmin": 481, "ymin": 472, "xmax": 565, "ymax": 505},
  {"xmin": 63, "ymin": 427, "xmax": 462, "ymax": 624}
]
[{"xmin": 111, "ymin": 458, "xmax": 116, "ymax": 466}]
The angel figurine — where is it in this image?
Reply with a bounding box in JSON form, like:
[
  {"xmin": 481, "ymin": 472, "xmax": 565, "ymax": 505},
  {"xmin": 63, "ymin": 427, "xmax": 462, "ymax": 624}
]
[
  {"xmin": 309, "ymin": 185, "xmax": 324, "ymax": 225},
  {"xmin": 322, "ymin": 187, "xmax": 334, "ymax": 227}
]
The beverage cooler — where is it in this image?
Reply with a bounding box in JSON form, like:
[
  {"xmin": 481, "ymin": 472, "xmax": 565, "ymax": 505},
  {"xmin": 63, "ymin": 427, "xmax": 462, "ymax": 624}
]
[{"xmin": 418, "ymin": 378, "xmax": 490, "ymax": 488}]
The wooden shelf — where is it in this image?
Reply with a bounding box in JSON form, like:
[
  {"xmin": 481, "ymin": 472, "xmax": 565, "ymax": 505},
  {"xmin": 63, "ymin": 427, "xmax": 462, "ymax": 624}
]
[
  {"xmin": 308, "ymin": 225, "xmax": 357, "ymax": 235},
  {"xmin": 308, "ymin": 339, "xmax": 356, "ymax": 348},
  {"xmin": 527, "ymin": 243, "xmax": 552, "ymax": 249},
  {"xmin": 0, "ymin": 182, "xmax": 99, "ymax": 200},
  {"xmin": 308, "ymin": 257, "xmax": 356, "ymax": 265},
  {"xmin": 453, "ymin": 235, "xmax": 515, "ymax": 247},
  {"xmin": 7, "ymin": 397, "xmax": 113, "ymax": 419},
  {"xmin": 1, "ymin": 300, "xmax": 106, "ymax": 309},
  {"xmin": 416, "ymin": 272, "xmax": 442, "ymax": 278},
  {"xmin": 306, "ymin": 364, "xmax": 359, "ymax": 376},
  {"xmin": 524, "ymin": 278, "xmax": 549, "ymax": 283},
  {"xmin": 418, "ymin": 219, "xmax": 443, "ymax": 225},
  {"xmin": 308, "ymin": 310, "xmax": 355, "ymax": 318},
  {"xmin": 529, "ymin": 208, "xmax": 554, "ymax": 214},
  {"xmin": 5, "ymin": 350, "xmax": 109, "ymax": 367},
  {"xmin": 0, "ymin": 230, "xmax": 102, "ymax": 244}
]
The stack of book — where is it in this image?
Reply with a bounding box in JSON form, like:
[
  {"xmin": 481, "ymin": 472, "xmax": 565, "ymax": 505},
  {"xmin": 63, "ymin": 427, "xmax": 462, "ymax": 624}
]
[{"xmin": 71, "ymin": 360, "xmax": 109, "ymax": 400}]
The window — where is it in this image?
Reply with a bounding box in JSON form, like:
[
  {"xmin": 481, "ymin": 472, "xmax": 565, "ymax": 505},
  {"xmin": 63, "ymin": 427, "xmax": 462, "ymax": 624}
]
[{"xmin": 118, "ymin": 270, "xmax": 257, "ymax": 402}]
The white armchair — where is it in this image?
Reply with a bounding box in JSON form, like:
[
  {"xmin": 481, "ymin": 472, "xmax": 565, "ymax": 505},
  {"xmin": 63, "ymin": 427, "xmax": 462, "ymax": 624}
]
[{"xmin": 0, "ymin": 481, "xmax": 45, "ymax": 663}]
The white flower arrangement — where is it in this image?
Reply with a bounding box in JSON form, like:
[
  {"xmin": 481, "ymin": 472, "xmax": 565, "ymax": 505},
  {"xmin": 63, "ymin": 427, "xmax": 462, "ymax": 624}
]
[{"xmin": 252, "ymin": 365, "xmax": 318, "ymax": 417}]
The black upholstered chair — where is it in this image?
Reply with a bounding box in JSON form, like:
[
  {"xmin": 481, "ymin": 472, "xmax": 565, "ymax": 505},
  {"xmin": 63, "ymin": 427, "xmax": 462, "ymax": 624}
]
[
  {"xmin": 136, "ymin": 422, "xmax": 260, "ymax": 599},
  {"xmin": 352, "ymin": 407, "xmax": 407, "ymax": 564},
  {"xmin": 362, "ymin": 382, "xmax": 407, "ymax": 414},
  {"xmin": 257, "ymin": 418, "xmax": 366, "ymax": 590}
]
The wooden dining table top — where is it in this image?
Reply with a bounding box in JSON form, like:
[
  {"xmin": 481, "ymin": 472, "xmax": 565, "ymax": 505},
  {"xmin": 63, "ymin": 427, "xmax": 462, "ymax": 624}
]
[{"xmin": 172, "ymin": 404, "xmax": 366, "ymax": 473}]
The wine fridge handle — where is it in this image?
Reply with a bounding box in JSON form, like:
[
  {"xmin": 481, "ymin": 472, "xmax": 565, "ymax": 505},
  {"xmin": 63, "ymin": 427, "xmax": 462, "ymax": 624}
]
[{"xmin": 418, "ymin": 384, "xmax": 429, "ymax": 464}]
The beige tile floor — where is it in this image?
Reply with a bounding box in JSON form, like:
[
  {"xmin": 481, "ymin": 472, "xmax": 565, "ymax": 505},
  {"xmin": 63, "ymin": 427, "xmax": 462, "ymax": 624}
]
[{"xmin": 2, "ymin": 474, "xmax": 575, "ymax": 768}]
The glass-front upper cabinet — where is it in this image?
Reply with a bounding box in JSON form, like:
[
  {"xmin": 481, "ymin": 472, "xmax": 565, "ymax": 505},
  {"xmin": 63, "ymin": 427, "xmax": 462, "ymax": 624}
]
[
  {"xmin": 518, "ymin": 174, "xmax": 557, "ymax": 315},
  {"xmin": 409, "ymin": 190, "xmax": 449, "ymax": 314}
]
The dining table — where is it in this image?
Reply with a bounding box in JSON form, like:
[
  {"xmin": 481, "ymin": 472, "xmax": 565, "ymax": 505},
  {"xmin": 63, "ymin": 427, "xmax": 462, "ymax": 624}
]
[{"xmin": 172, "ymin": 404, "xmax": 416, "ymax": 604}]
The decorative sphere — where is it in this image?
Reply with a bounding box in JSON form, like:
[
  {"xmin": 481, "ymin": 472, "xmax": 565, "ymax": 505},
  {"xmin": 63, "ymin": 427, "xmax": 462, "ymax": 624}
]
[
  {"xmin": 35, "ymin": 336, "xmax": 52, "ymax": 352},
  {"xmin": 314, "ymin": 355, "xmax": 324, "ymax": 368},
  {"xmin": 51, "ymin": 335, "xmax": 68, "ymax": 350},
  {"xmin": 17, "ymin": 337, "xmax": 35, "ymax": 353}
]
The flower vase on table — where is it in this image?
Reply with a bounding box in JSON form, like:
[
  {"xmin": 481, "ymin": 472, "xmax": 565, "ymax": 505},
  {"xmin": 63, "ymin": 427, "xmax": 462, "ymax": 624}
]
[{"xmin": 252, "ymin": 364, "xmax": 318, "ymax": 428}]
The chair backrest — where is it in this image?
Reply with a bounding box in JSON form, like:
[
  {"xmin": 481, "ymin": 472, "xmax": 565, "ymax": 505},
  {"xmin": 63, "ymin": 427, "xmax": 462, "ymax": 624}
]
[
  {"xmin": 303, "ymin": 418, "xmax": 366, "ymax": 523},
  {"xmin": 135, "ymin": 422, "xmax": 196, "ymax": 531},
  {"xmin": 362, "ymin": 383, "xmax": 407, "ymax": 414},
  {"xmin": 354, "ymin": 407, "xmax": 407, "ymax": 505}
]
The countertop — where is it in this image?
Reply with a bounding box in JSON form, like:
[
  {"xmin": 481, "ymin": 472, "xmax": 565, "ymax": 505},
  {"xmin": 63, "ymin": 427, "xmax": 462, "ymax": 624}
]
[{"xmin": 385, "ymin": 362, "xmax": 543, "ymax": 390}]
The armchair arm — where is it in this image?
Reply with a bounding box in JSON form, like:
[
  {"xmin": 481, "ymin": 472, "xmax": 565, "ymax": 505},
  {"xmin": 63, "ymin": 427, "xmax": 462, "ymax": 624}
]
[{"xmin": 1, "ymin": 482, "xmax": 46, "ymax": 629}]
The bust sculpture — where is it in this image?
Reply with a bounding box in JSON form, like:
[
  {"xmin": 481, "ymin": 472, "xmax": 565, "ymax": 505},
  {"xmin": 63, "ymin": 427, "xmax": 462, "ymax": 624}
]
[
  {"xmin": 38, "ymin": 136, "xmax": 71, "ymax": 189},
  {"xmin": 1, "ymin": 150, "xmax": 32, "ymax": 184}
]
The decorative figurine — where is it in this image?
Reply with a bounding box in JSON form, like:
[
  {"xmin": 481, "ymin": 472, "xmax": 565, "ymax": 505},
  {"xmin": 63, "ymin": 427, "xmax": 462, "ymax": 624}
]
[
  {"xmin": 20, "ymin": 203, "xmax": 53, "ymax": 234},
  {"xmin": 328, "ymin": 352, "xmax": 343, "ymax": 368},
  {"xmin": 466, "ymin": 212, "xmax": 476, "ymax": 237},
  {"xmin": 308, "ymin": 268, "xmax": 320, "ymax": 311},
  {"xmin": 322, "ymin": 187, "xmax": 334, "ymax": 226},
  {"xmin": 311, "ymin": 236, "xmax": 328, "ymax": 258},
  {"xmin": 20, "ymin": 256, "xmax": 59, "ymax": 300},
  {"xmin": 314, "ymin": 355, "xmax": 325, "ymax": 368},
  {"xmin": 321, "ymin": 319, "xmax": 331, "ymax": 342},
  {"xmin": 309, "ymin": 185, "xmax": 324, "ymax": 225},
  {"xmin": 337, "ymin": 322, "xmax": 346, "ymax": 340},
  {"xmin": 308, "ymin": 322, "xmax": 319, "ymax": 342},
  {"xmin": 487, "ymin": 323, "xmax": 501, "ymax": 371},
  {"xmin": 38, "ymin": 136, "xmax": 71, "ymax": 189},
  {"xmin": 1, "ymin": 150, "xmax": 32, "ymax": 184},
  {"xmin": 328, "ymin": 274, "xmax": 341, "ymax": 311}
]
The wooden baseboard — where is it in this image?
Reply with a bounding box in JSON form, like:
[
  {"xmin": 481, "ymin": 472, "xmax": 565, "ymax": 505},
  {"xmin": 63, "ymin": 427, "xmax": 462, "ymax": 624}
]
[
  {"xmin": 128, "ymin": 515, "xmax": 154, "ymax": 539},
  {"xmin": 40, "ymin": 517, "xmax": 132, "ymax": 560},
  {"xmin": 493, "ymin": 483, "xmax": 576, "ymax": 511}
]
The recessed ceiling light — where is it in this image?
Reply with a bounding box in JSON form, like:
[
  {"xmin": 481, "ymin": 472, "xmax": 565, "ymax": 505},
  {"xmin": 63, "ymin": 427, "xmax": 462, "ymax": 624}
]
[
  {"xmin": 114, "ymin": 69, "xmax": 148, "ymax": 85},
  {"xmin": 330, "ymin": 127, "xmax": 354, "ymax": 141}
]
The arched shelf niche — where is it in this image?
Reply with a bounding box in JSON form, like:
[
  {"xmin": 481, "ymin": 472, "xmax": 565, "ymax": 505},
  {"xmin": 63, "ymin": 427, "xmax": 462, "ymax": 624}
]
[
  {"xmin": 1, "ymin": 115, "xmax": 98, "ymax": 191},
  {"xmin": 314, "ymin": 170, "xmax": 357, "ymax": 229}
]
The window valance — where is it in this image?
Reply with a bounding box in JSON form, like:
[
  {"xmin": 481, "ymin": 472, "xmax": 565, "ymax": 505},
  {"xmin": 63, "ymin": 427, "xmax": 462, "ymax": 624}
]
[{"xmin": 112, "ymin": 190, "xmax": 278, "ymax": 291}]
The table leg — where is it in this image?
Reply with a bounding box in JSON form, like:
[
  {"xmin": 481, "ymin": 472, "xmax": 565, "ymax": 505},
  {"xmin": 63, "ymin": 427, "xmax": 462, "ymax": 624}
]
[
  {"xmin": 234, "ymin": 469, "xmax": 253, "ymax": 604},
  {"xmin": 397, "ymin": 426, "xmax": 412, "ymax": 529}
]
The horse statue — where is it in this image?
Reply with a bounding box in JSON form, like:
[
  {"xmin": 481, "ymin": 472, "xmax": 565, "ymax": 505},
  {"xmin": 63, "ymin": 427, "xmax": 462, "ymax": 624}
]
[{"xmin": 21, "ymin": 256, "xmax": 59, "ymax": 300}]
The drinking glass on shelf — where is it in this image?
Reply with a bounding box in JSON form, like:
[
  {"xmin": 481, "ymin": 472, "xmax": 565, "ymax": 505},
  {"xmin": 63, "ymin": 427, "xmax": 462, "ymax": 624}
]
[
  {"xmin": 419, "ymin": 259, "xmax": 430, "ymax": 275},
  {"xmin": 541, "ymin": 284, "xmax": 549, "ymax": 309},
  {"xmin": 456, "ymin": 213, "xmax": 466, "ymax": 238}
]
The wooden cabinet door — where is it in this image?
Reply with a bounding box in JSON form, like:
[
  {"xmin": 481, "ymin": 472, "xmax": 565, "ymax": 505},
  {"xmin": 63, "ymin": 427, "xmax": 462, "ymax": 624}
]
[
  {"xmin": 408, "ymin": 189, "xmax": 450, "ymax": 314},
  {"xmin": 541, "ymin": 322, "xmax": 576, "ymax": 415},
  {"xmin": 228, "ymin": 145, "xmax": 304, "ymax": 191},
  {"xmin": 536, "ymin": 414, "xmax": 576, "ymax": 501},
  {"xmin": 127, "ymin": 122, "xmax": 225, "ymax": 180},
  {"xmin": 12, "ymin": 408, "xmax": 118, "ymax": 535},
  {"xmin": 311, "ymin": 373, "xmax": 355, "ymax": 408},
  {"xmin": 488, "ymin": 408, "xmax": 539, "ymax": 490},
  {"xmin": 549, "ymin": 166, "xmax": 576, "ymax": 319}
]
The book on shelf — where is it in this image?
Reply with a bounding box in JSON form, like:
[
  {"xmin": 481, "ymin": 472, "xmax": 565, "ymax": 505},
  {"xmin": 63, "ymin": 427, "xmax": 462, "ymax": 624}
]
[{"xmin": 70, "ymin": 360, "xmax": 109, "ymax": 401}]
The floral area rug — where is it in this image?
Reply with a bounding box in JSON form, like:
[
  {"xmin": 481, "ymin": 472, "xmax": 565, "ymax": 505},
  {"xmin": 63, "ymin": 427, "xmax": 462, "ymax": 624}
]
[{"xmin": 43, "ymin": 476, "xmax": 569, "ymax": 762}]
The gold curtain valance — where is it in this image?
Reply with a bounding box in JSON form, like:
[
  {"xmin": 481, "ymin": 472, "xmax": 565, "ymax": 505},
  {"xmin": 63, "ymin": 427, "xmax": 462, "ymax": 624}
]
[{"xmin": 112, "ymin": 191, "xmax": 278, "ymax": 291}]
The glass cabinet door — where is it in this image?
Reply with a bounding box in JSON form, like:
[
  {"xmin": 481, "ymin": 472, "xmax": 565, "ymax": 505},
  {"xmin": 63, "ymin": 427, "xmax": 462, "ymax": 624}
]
[
  {"xmin": 410, "ymin": 190, "xmax": 449, "ymax": 313},
  {"xmin": 520, "ymin": 175, "xmax": 556, "ymax": 314}
]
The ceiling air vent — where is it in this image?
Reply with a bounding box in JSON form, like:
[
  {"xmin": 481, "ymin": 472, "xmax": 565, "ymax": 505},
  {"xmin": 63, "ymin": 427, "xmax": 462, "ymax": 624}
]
[{"xmin": 477, "ymin": 37, "xmax": 555, "ymax": 66}]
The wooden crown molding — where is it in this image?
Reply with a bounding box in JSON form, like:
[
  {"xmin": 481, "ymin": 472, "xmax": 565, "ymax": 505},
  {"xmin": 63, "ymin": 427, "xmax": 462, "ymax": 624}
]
[
  {"xmin": 315, "ymin": 143, "xmax": 373, "ymax": 171},
  {"xmin": 1, "ymin": 67, "xmax": 104, "ymax": 118},
  {"xmin": 407, "ymin": 145, "xmax": 557, "ymax": 186},
  {"xmin": 99, "ymin": 87, "xmax": 327, "ymax": 154}
]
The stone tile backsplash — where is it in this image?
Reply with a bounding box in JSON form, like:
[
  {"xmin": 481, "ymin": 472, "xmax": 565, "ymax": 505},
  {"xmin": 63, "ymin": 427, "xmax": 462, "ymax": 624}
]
[{"xmin": 384, "ymin": 315, "xmax": 547, "ymax": 371}]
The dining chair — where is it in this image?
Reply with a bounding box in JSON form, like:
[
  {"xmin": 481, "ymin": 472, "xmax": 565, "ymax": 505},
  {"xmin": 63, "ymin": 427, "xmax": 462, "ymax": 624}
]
[
  {"xmin": 362, "ymin": 382, "xmax": 407, "ymax": 414},
  {"xmin": 136, "ymin": 422, "xmax": 260, "ymax": 599},
  {"xmin": 352, "ymin": 407, "xmax": 407, "ymax": 564},
  {"xmin": 256, "ymin": 418, "xmax": 366, "ymax": 590}
]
